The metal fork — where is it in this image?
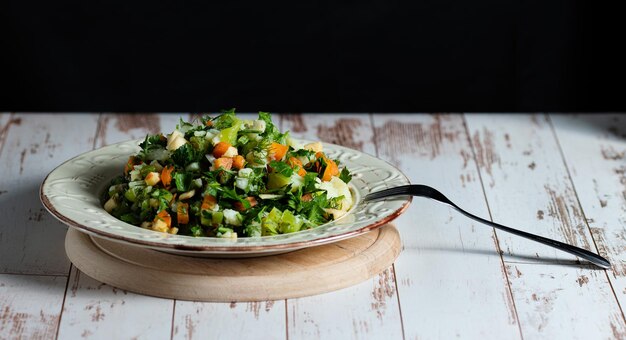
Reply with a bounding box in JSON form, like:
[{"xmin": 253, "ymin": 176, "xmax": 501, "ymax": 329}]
[{"xmin": 365, "ymin": 184, "xmax": 611, "ymax": 269}]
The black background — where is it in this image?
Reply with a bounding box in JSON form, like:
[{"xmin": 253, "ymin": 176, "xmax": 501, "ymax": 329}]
[{"xmin": 1, "ymin": 1, "xmax": 624, "ymax": 112}]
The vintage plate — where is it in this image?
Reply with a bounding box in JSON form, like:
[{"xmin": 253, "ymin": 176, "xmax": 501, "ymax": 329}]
[{"xmin": 40, "ymin": 139, "xmax": 411, "ymax": 257}]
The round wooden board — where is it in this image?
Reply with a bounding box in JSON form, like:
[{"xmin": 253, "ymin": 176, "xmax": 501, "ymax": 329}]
[{"xmin": 65, "ymin": 225, "xmax": 402, "ymax": 302}]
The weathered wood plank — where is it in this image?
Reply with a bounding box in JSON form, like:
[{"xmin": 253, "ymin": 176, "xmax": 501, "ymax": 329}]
[
  {"xmin": 0, "ymin": 113, "xmax": 14, "ymax": 157},
  {"xmin": 95, "ymin": 113, "xmax": 183, "ymax": 146},
  {"xmin": 57, "ymin": 268, "xmax": 173, "ymax": 340},
  {"xmin": 550, "ymin": 114, "xmax": 626, "ymax": 308},
  {"xmin": 57, "ymin": 113, "xmax": 183, "ymax": 339},
  {"xmin": 170, "ymin": 112, "xmax": 287, "ymax": 340},
  {"xmin": 0, "ymin": 273, "xmax": 67, "ymax": 339},
  {"xmin": 372, "ymin": 114, "xmax": 521, "ymax": 339},
  {"xmin": 283, "ymin": 113, "xmax": 403, "ymax": 339},
  {"xmin": 0, "ymin": 113, "xmax": 99, "ymax": 275},
  {"xmin": 172, "ymin": 301, "xmax": 285, "ymax": 340},
  {"xmin": 465, "ymin": 113, "xmax": 626, "ymax": 338}
]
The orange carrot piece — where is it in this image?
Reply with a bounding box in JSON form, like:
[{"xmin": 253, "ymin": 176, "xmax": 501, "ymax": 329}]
[
  {"xmin": 154, "ymin": 210, "xmax": 172, "ymax": 228},
  {"xmin": 234, "ymin": 197, "xmax": 258, "ymax": 212},
  {"xmin": 212, "ymin": 141, "xmax": 232, "ymax": 158},
  {"xmin": 201, "ymin": 195, "xmax": 217, "ymax": 210},
  {"xmin": 205, "ymin": 120, "xmax": 213, "ymax": 127},
  {"xmin": 177, "ymin": 202, "xmax": 190, "ymax": 225},
  {"xmin": 232, "ymin": 155, "xmax": 246, "ymax": 169},
  {"xmin": 161, "ymin": 165, "xmax": 174, "ymax": 187},
  {"xmin": 269, "ymin": 142, "xmax": 289, "ymax": 161},
  {"xmin": 301, "ymin": 193, "xmax": 313, "ymax": 202},
  {"xmin": 214, "ymin": 157, "xmax": 233, "ymax": 170},
  {"xmin": 124, "ymin": 156, "xmax": 140, "ymax": 175},
  {"xmin": 322, "ymin": 159, "xmax": 339, "ymax": 181},
  {"xmin": 287, "ymin": 157, "xmax": 306, "ymax": 176}
]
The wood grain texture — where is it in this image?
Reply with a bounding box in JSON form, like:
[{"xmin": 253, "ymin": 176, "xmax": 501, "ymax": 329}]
[
  {"xmin": 58, "ymin": 113, "xmax": 184, "ymax": 339},
  {"xmin": 372, "ymin": 114, "xmax": 521, "ymax": 339},
  {"xmin": 171, "ymin": 301, "xmax": 285, "ymax": 340},
  {"xmin": 3, "ymin": 112, "xmax": 625, "ymax": 339},
  {"xmin": 0, "ymin": 113, "xmax": 14, "ymax": 157},
  {"xmin": 0, "ymin": 113, "xmax": 99, "ymax": 275},
  {"xmin": 56, "ymin": 268, "xmax": 174, "ymax": 340},
  {"xmin": 173, "ymin": 112, "xmax": 287, "ymax": 338},
  {"xmin": 0, "ymin": 273, "xmax": 67, "ymax": 339},
  {"xmin": 465, "ymin": 113, "xmax": 626, "ymax": 339},
  {"xmin": 95, "ymin": 113, "xmax": 183, "ymax": 147},
  {"xmin": 550, "ymin": 114, "xmax": 626, "ymax": 309},
  {"xmin": 283, "ymin": 114, "xmax": 404, "ymax": 340}
]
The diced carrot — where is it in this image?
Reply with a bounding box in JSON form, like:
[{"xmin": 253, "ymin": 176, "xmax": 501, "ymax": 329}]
[
  {"xmin": 124, "ymin": 156, "xmax": 140, "ymax": 175},
  {"xmin": 322, "ymin": 159, "xmax": 340, "ymax": 181},
  {"xmin": 301, "ymin": 193, "xmax": 313, "ymax": 202},
  {"xmin": 160, "ymin": 165, "xmax": 174, "ymax": 187},
  {"xmin": 201, "ymin": 195, "xmax": 217, "ymax": 210},
  {"xmin": 269, "ymin": 142, "xmax": 289, "ymax": 161},
  {"xmin": 205, "ymin": 120, "xmax": 213, "ymax": 127},
  {"xmin": 177, "ymin": 202, "xmax": 189, "ymax": 225},
  {"xmin": 232, "ymin": 155, "xmax": 246, "ymax": 169},
  {"xmin": 287, "ymin": 157, "xmax": 306, "ymax": 176},
  {"xmin": 154, "ymin": 210, "xmax": 172, "ymax": 228},
  {"xmin": 214, "ymin": 157, "xmax": 233, "ymax": 170},
  {"xmin": 234, "ymin": 197, "xmax": 258, "ymax": 212},
  {"xmin": 212, "ymin": 141, "xmax": 232, "ymax": 158}
]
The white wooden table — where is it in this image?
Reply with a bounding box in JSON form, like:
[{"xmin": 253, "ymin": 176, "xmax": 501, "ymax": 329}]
[{"xmin": 1, "ymin": 113, "xmax": 625, "ymax": 339}]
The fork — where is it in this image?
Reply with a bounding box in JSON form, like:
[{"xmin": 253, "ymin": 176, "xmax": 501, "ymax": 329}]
[{"xmin": 365, "ymin": 184, "xmax": 611, "ymax": 269}]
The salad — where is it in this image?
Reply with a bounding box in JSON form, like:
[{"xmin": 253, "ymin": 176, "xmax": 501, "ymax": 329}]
[{"xmin": 103, "ymin": 111, "xmax": 353, "ymax": 238}]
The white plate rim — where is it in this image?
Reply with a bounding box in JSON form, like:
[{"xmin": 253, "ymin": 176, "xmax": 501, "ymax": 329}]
[{"xmin": 40, "ymin": 139, "xmax": 411, "ymax": 254}]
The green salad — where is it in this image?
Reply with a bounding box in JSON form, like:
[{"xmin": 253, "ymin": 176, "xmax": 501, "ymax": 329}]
[{"xmin": 103, "ymin": 111, "xmax": 353, "ymax": 238}]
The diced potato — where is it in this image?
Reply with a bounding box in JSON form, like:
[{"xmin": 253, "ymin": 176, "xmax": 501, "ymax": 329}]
[
  {"xmin": 104, "ymin": 197, "xmax": 117, "ymax": 213},
  {"xmin": 304, "ymin": 141, "xmax": 323, "ymax": 153},
  {"xmin": 144, "ymin": 172, "xmax": 160, "ymax": 186},
  {"xmin": 179, "ymin": 189, "xmax": 196, "ymax": 200},
  {"xmin": 167, "ymin": 130, "xmax": 188, "ymax": 151},
  {"xmin": 152, "ymin": 219, "xmax": 169, "ymax": 233},
  {"xmin": 222, "ymin": 146, "xmax": 238, "ymax": 158}
]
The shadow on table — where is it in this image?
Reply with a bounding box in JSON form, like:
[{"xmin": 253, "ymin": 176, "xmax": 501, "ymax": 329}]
[{"xmin": 0, "ymin": 182, "xmax": 71, "ymax": 275}]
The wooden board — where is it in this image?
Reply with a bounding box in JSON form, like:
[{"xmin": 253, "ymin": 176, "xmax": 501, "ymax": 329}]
[{"xmin": 65, "ymin": 225, "xmax": 401, "ymax": 302}]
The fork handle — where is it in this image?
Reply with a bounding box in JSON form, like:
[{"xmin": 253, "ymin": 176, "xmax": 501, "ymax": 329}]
[{"xmin": 385, "ymin": 185, "xmax": 611, "ymax": 269}]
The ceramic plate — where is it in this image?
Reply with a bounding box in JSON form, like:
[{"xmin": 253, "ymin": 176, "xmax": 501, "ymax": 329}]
[{"xmin": 40, "ymin": 139, "xmax": 411, "ymax": 257}]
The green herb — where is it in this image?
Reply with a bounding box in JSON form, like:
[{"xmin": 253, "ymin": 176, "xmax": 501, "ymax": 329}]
[
  {"xmin": 173, "ymin": 172, "xmax": 193, "ymax": 191},
  {"xmin": 105, "ymin": 110, "xmax": 352, "ymax": 238},
  {"xmin": 269, "ymin": 161, "xmax": 294, "ymax": 177},
  {"xmin": 339, "ymin": 167, "xmax": 352, "ymax": 183},
  {"xmin": 171, "ymin": 144, "xmax": 201, "ymax": 168}
]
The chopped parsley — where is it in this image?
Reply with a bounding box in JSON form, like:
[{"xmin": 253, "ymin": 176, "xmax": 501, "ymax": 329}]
[{"xmin": 103, "ymin": 110, "xmax": 353, "ymax": 238}]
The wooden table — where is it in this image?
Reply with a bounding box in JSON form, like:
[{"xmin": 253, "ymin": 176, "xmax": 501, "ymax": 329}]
[{"xmin": 1, "ymin": 113, "xmax": 625, "ymax": 339}]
